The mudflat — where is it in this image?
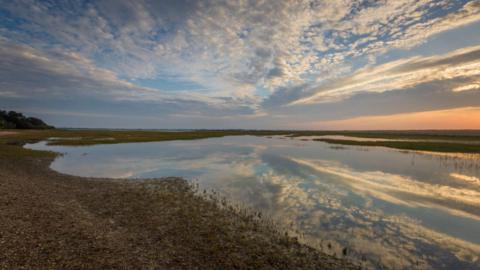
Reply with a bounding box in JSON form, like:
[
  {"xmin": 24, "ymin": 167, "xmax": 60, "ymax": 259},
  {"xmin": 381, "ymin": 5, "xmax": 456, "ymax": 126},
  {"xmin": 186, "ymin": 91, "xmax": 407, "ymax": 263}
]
[
  {"xmin": 0, "ymin": 156, "xmax": 356, "ymax": 269},
  {"xmin": 0, "ymin": 131, "xmax": 18, "ymax": 136}
]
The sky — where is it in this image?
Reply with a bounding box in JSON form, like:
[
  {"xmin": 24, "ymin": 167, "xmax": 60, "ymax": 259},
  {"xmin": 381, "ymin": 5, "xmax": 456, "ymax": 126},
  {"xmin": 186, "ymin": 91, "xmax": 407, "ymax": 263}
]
[{"xmin": 1, "ymin": 0, "xmax": 480, "ymax": 130}]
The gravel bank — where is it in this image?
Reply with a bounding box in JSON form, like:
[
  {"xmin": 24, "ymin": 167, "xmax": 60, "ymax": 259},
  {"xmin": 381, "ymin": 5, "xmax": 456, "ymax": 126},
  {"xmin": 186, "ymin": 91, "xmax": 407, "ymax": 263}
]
[{"xmin": 0, "ymin": 157, "xmax": 357, "ymax": 269}]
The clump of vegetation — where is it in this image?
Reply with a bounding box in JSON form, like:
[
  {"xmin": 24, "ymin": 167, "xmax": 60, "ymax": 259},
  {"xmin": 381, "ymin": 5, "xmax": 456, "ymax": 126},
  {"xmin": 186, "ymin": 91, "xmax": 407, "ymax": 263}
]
[
  {"xmin": 0, "ymin": 110, "xmax": 54, "ymax": 129},
  {"xmin": 314, "ymin": 138, "xmax": 480, "ymax": 153}
]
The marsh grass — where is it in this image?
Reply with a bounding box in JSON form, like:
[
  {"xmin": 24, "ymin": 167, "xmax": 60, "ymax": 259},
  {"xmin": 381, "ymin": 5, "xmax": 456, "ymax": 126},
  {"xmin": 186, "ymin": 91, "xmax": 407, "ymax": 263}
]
[
  {"xmin": 120, "ymin": 178, "xmax": 360, "ymax": 269},
  {"xmin": 2, "ymin": 129, "xmax": 480, "ymax": 157},
  {"xmin": 313, "ymin": 138, "xmax": 480, "ymax": 153},
  {"xmin": 186, "ymin": 181, "xmax": 369, "ymax": 268}
]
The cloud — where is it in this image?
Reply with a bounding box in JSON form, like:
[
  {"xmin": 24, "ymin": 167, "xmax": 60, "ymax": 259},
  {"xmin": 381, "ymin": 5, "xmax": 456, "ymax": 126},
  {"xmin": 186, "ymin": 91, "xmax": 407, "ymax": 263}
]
[
  {"xmin": 289, "ymin": 45, "xmax": 480, "ymax": 105},
  {"xmin": 450, "ymin": 173, "xmax": 480, "ymax": 187},
  {"xmin": 289, "ymin": 157, "xmax": 480, "ymax": 220},
  {"xmin": 454, "ymin": 83, "xmax": 480, "ymax": 92},
  {"xmin": 261, "ymin": 81, "xmax": 480, "ymax": 129},
  {"xmin": 0, "ymin": 38, "xmax": 257, "ymax": 117},
  {"xmin": 1, "ymin": 0, "xmax": 480, "ymax": 127},
  {"xmin": 2, "ymin": 1, "xmax": 480, "ymax": 97}
]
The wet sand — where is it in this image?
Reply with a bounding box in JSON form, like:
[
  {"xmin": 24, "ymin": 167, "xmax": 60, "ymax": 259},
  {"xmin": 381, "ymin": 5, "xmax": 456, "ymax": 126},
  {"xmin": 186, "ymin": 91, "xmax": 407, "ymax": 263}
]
[{"xmin": 0, "ymin": 156, "xmax": 356, "ymax": 269}]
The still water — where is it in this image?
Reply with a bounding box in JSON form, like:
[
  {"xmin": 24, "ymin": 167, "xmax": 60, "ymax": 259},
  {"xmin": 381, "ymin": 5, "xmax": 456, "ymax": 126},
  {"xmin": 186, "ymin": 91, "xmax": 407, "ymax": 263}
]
[{"xmin": 26, "ymin": 136, "xmax": 480, "ymax": 269}]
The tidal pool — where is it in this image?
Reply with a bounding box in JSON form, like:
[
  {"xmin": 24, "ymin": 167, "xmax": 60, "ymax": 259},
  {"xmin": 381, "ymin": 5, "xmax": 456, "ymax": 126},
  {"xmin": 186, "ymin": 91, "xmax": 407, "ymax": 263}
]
[{"xmin": 26, "ymin": 136, "xmax": 480, "ymax": 269}]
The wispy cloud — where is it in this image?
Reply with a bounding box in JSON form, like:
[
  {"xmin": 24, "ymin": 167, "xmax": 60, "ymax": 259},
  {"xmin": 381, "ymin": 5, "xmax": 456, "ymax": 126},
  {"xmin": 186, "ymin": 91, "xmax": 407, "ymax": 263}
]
[
  {"xmin": 1, "ymin": 0, "xmax": 480, "ymax": 127},
  {"xmin": 290, "ymin": 45, "xmax": 480, "ymax": 105},
  {"xmin": 0, "ymin": 39, "xmax": 257, "ymax": 117}
]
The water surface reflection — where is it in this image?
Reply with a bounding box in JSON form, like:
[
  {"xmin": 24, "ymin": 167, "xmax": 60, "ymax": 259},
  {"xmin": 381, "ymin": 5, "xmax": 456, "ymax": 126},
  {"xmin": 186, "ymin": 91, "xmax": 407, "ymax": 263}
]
[{"xmin": 26, "ymin": 136, "xmax": 480, "ymax": 269}]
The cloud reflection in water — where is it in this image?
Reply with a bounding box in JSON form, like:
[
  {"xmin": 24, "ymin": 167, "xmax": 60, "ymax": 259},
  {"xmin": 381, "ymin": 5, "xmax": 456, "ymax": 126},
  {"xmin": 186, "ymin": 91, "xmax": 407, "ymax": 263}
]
[{"xmin": 26, "ymin": 136, "xmax": 480, "ymax": 269}]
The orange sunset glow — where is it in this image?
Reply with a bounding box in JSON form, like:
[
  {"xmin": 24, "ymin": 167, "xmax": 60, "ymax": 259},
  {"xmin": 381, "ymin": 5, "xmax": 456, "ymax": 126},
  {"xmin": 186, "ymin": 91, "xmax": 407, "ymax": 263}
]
[{"xmin": 316, "ymin": 107, "xmax": 480, "ymax": 130}]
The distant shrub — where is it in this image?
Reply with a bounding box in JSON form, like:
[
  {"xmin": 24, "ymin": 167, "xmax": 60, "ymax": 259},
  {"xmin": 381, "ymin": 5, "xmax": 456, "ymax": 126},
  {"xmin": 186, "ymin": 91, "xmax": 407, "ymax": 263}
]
[{"xmin": 0, "ymin": 110, "xmax": 54, "ymax": 129}]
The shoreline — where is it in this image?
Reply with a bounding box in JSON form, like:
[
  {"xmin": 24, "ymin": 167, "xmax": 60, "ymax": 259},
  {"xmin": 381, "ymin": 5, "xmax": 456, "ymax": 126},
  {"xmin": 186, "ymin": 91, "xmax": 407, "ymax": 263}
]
[
  {"xmin": 2, "ymin": 129, "xmax": 480, "ymax": 154},
  {"xmin": 0, "ymin": 155, "xmax": 356, "ymax": 269},
  {"xmin": 3, "ymin": 128, "xmax": 479, "ymax": 268}
]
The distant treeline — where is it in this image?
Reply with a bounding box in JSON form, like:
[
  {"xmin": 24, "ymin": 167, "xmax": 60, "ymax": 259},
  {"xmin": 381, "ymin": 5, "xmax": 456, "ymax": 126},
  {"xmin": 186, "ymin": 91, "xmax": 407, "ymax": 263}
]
[{"xmin": 0, "ymin": 110, "xmax": 54, "ymax": 129}]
